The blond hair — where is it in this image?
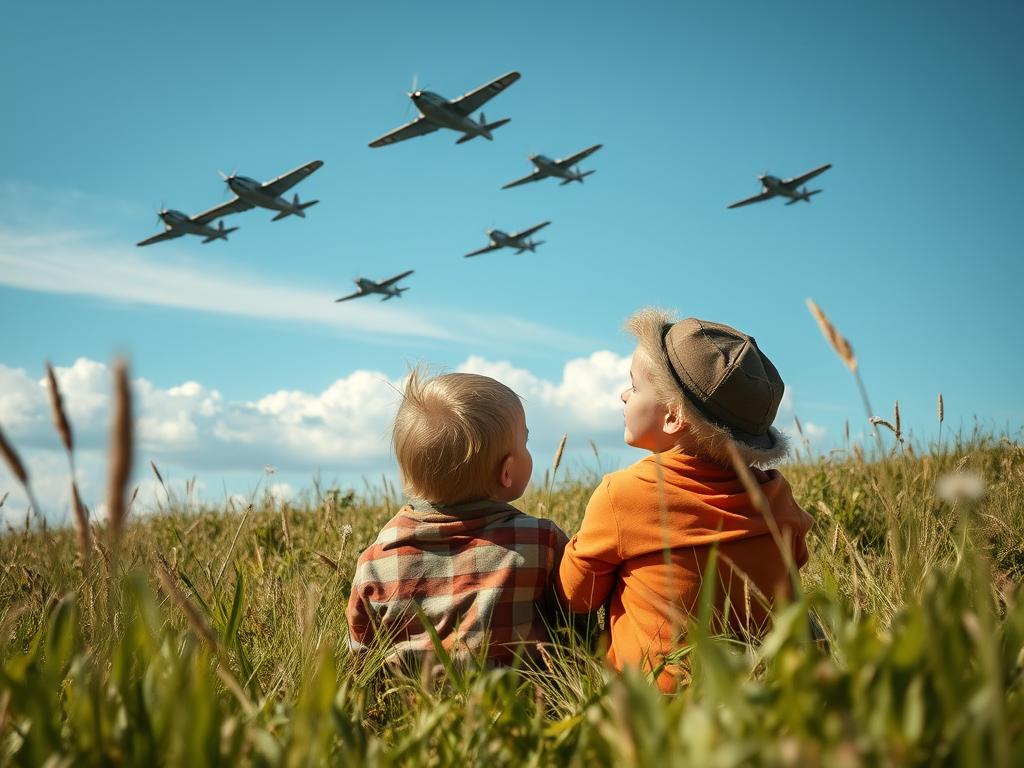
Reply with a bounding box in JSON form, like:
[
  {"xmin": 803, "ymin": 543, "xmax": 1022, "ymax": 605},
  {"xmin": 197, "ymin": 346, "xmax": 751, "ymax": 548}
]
[
  {"xmin": 393, "ymin": 370, "xmax": 523, "ymax": 504},
  {"xmin": 626, "ymin": 308, "xmax": 789, "ymax": 468}
]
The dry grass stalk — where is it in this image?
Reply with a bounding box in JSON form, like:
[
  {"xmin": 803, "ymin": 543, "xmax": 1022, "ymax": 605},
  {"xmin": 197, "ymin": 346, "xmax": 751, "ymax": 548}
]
[
  {"xmin": 0, "ymin": 425, "xmax": 29, "ymax": 486},
  {"xmin": 156, "ymin": 562, "xmax": 255, "ymax": 716},
  {"xmin": 45, "ymin": 363, "xmax": 74, "ymax": 454},
  {"xmin": 315, "ymin": 551, "xmax": 340, "ymax": 571},
  {"xmin": 106, "ymin": 360, "xmax": 133, "ymax": 545},
  {"xmin": 805, "ymin": 298, "xmax": 882, "ymax": 451},
  {"xmin": 280, "ymin": 505, "xmax": 292, "ymax": 551},
  {"xmin": 806, "ymin": 299, "xmax": 857, "ymax": 372},
  {"xmin": 71, "ymin": 481, "xmax": 91, "ymax": 565},
  {"xmin": 552, "ymin": 433, "xmax": 568, "ymax": 479},
  {"xmin": 725, "ymin": 441, "xmax": 797, "ymax": 581},
  {"xmin": 150, "ymin": 460, "xmax": 167, "ymax": 494},
  {"xmin": 893, "ymin": 401, "xmax": 902, "ymax": 441},
  {"xmin": 0, "ymin": 424, "xmax": 43, "ymax": 518},
  {"xmin": 869, "ymin": 417, "xmax": 898, "ymax": 435},
  {"xmin": 157, "ymin": 562, "xmax": 218, "ymax": 650}
]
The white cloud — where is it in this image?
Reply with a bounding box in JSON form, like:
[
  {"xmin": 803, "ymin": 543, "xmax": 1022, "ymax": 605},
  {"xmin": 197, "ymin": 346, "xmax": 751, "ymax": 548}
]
[
  {"xmin": 0, "ymin": 353, "xmax": 634, "ymax": 518},
  {"xmin": 1, "ymin": 353, "xmax": 830, "ymax": 521}
]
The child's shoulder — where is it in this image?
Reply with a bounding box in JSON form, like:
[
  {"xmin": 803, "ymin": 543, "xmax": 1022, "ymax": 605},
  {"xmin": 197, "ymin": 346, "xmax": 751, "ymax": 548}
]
[{"xmin": 506, "ymin": 508, "xmax": 568, "ymax": 544}]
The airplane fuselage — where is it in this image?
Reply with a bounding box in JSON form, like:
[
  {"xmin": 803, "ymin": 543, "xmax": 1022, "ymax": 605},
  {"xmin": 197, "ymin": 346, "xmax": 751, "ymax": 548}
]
[
  {"xmin": 531, "ymin": 155, "xmax": 578, "ymax": 180},
  {"xmin": 227, "ymin": 176, "xmax": 305, "ymax": 215},
  {"xmin": 356, "ymin": 278, "xmax": 402, "ymax": 298},
  {"xmin": 161, "ymin": 210, "xmax": 226, "ymax": 239},
  {"xmin": 487, "ymin": 230, "xmax": 536, "ymax": 251},
  {"xmin": 412, "ymin": 91, "xmax": 490, "ymax": 139},
  {"xmin": 759, "ymin": 175, "xmax": 812, "ymax": 200}
]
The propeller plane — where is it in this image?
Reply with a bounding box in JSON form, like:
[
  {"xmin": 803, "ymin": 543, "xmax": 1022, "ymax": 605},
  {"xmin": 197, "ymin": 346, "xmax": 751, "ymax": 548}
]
[
  {"xmin": 369, "ymin": 72, "xmax": 520, "ymax": 148},
  {"xmin": 464, "ymin": 221, "xmax": 550, "ymax": 258},
  {"xmin": 335, "ymin": 270, "xmax": 415, "ymax": 302},
  {"xmin": 501, "ymin": 144, "xmax": 603, "ymax": 189},
  {"xmin": 137, "ymin": 208, "xmax": 239, "ymax": 247},
  {"xmin": 727, "ymin": 163, "xmax": 833, "ymax": 209},
  {"xmin": 199, "ymin": 160, "xmax": 325, "ymax": 222}
]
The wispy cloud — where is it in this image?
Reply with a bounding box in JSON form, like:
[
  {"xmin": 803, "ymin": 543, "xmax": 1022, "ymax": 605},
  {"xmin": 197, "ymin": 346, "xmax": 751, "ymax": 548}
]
[{"xmin": 0, "ymin": 224, "xmax": 585, "ymax": 349}]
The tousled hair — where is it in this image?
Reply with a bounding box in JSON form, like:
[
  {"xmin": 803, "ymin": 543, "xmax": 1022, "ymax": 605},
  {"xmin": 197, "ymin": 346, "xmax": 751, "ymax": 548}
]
[
  {"xmin": 626, "ymin": 308, "xmax": 789, "ymax": 468},
  {"xmin": 393, "ymin": 369, "xmax": 523, "ymax": 504}
]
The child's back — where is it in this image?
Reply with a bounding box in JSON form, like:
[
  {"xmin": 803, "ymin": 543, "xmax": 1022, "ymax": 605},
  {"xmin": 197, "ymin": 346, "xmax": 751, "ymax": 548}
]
[
  {"xmin": 346, "ymin": 370, "xmax": 567, "ymax": 666},
  {"xmin": 558, "ymin": 449, "xmax": 811, "ymax": 690},
  {"xmin": 349, "ymin": 498, "xmax": 565, "ymax": 663},
  {"xmin": 557, "ymin": 311, "xmax": 813, "ymax": 691}
]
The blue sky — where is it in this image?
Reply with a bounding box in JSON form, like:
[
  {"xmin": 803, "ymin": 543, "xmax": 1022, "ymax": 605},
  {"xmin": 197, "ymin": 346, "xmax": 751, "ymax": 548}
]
[{"xmin": 2, "ymin": 1, "xmax": 1022, "ymax": 517}]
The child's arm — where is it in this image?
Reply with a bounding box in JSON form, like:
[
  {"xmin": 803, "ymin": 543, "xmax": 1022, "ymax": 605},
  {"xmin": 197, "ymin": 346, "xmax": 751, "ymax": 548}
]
[
  {"xmin": 346, "ymin": 561, "xmax": 374, "ymax": 653},
  {"xmin": 555, "ymin": 481, "xmax": 622, "ymax": 613}
]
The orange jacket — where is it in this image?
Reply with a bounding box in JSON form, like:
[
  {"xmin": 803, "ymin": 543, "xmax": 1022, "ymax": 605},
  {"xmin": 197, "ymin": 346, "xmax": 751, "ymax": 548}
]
[{"xmin": 556, "ymin": 449, "xmax": 812, "ymax": 692}]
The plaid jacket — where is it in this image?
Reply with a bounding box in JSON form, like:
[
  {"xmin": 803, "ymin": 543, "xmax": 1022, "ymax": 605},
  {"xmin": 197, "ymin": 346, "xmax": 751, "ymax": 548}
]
[{"xmin": 346, "ymin": 499, "xmax": 568, "ymax": 664}]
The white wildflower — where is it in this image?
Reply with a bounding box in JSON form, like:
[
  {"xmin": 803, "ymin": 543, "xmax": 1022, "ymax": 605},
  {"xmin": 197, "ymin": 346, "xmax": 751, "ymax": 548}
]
[{"xmin": 935, "ymin": 471, "xmax": 986, "ymax": 504}]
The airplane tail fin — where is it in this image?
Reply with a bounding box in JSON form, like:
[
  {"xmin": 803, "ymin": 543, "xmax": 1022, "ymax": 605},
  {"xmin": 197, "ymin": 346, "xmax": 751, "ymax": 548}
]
[
  {"xmin": 202, "ymin": 220, "xmax": 239, "ymax": 243},
  {"xmin": 457, "ymin": 113, "xmax": 511, "ymax": 144},
  {"xmin": 272, "ymin": 195, "xmax": 320, "ymax": 221},
  {"xmin": 786, "ymin": 187, "xmax": 822, "ymax": 205},
  {"xmin": 382, "ymin": 287, "xmax": 408, "ymax": 302},
  {"xmin": 560, "ymin": 170, "xmax": 595, "ymax": 186}
]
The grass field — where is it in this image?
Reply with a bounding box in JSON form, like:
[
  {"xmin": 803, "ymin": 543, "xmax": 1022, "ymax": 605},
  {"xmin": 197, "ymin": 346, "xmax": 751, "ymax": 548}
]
[{"xmin": 2, "ymin": 418, "xmax": 1023, "ymax": 765}]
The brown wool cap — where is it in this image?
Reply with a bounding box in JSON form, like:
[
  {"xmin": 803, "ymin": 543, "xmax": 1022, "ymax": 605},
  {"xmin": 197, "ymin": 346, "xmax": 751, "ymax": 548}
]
[{"xmin": 661, "ymin": 318, "xmax": 785, "ymax": 450}]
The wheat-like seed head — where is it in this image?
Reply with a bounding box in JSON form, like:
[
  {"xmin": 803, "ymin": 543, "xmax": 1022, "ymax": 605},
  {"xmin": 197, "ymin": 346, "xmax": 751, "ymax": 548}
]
[
  {"xmin": 893, "ymin": 401, "xmax": 902, "ymax": 440},
  {"xmin": 552, "ymin": 433, "xmax": 567, "ymax": 478},
  {"xmin": 938, "ymin": 393, "xmax": 944, "ymax": 424},
  {"xmin": 0, "ymin": 425, "xmax": 28, "ymax": 486},
  {"xmin": 106, "ymin": 359, "xmax": 133, "ymax": 545},
  {"xmin": 806, "ymin": 299, "xmax": 858, "ymax": 373},
  {"xmin": 45, "ymin": 363, "xmax": 74, "ymax": 454}
]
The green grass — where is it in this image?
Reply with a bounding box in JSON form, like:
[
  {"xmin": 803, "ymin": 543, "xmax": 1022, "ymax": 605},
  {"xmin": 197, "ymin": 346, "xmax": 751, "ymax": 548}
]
[{"xmin": 2, "ymin": 435, "xmax": 1024, "ymax": 766}]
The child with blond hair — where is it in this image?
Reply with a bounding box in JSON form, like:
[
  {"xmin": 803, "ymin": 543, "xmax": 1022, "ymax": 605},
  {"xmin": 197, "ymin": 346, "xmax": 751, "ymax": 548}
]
[
  {"xmin": 557, "ymin": 310, "xmax": 813, "ymax": 692},
  {"xmin": 347, "ymin": 370, "xmax": 567, "ymax": 665}
]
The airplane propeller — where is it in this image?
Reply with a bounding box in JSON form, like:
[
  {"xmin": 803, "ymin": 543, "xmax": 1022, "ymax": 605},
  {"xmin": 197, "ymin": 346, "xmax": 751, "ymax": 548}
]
[
  {"xmin": 404, "ymin": 73, "xmax": 419, "ymax": 117},
  {"xmin": 218, "ymin": 168, "xmax": 238, "ymax": 197}
]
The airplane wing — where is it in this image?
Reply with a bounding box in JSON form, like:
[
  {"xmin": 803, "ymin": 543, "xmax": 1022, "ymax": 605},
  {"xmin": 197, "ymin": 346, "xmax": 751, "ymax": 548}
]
[
  {"xmin": 727, "ymin": 191, "xmax": 776, "ymax": 209},
  {"xmin": 193, "ymin": 197, "xmax": 254, "ymax": 223},
  {"xmin": 368, "ymin": 117, "xmax": 440, "ymax": 148},
  {"xmin": 450, "ymin": 71, "xmax": 521, "ymax": 116},
  {"xmin": 464, "ymin": 243, "xmax": 503, "ymax": 258},
  {"xmin": 334, "ymin": 289, "xmax": 367, "ymax": 303},
  {"xmin": 501, "ymin": 170, "xmax": 544, "ymax": 189},
  {"xmin": 783, "ymin": 163, "xmax": 832, "ymax": 188},
  {"xmin": 556, "ymin": 143, "xmax": 603, "ymax": 168},
  {"xmin": 261, "ymin": 160, "xmax": 324, "ymax": 198},
  {"xmin": 136, "ymin": 230, "xmax": 183, "ymax": 247},
  {"xmin": 511, "ymin": 221, "xmax": 551, "ymax": 240},
  {"xmin": 377, "ymin": 269, "xmax": 414, "ymax": 288}
]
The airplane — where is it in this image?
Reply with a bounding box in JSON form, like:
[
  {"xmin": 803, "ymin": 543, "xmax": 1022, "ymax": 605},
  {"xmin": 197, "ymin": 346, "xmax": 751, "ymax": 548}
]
[
  {"xmin": 335, "ymin": 270, "xmax": 414, "ymax": 302},
  {"xmin": 464, "ymin": 221, "xmax": 550, "ymax": 258},
  {"xmin": 369, "ymin": 72, "xmax": 520, "ymax": 148},
  {"xmin": 501, "ymin": 144, "xmax": 603, "ymax": 189},
  {"xmin": 137, "ymin": 207, "xmax": 239, "ymax": 247},
  {"xmin": 198, "ymin": 160, "xmax": 324, "ymax": 222},
  {"xmin": 727, "ymin": 163, "xmax": 833, "ymax": 208}
]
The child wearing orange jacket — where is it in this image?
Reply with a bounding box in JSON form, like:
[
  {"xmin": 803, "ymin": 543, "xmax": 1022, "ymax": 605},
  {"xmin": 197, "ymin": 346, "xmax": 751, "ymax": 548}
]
[{"xmin": 556, "ymin": 310, "xmax": 813, "ymax": 692}]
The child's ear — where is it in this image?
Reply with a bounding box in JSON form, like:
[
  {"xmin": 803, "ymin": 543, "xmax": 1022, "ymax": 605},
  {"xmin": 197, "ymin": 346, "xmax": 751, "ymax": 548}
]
[
  {"xmin": 498, "ymin": 453, "xmax": 515, "ymax": 489},
  {"xmin": 662, "ymin": 406, "xmax": 688, "ymax": 437}
]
